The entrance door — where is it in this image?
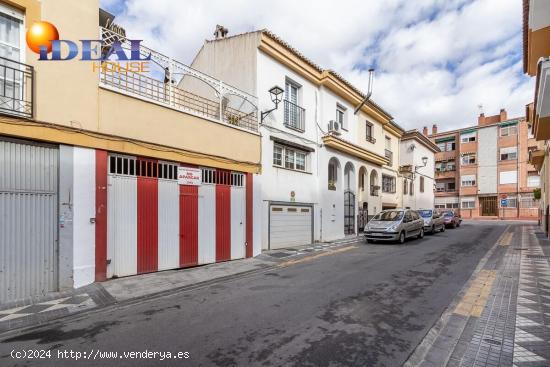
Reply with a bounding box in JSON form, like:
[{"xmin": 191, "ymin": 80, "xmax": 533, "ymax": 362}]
[
  {"xmin": 0, "ymin": 138, "xmax": 58, "ymax": 303},
  {"xmin": 270, "ymin": 204, "xmax": 312, "ymax": 249},
  {"xmin": 344, "ymin": 190, "xmax": 356, "ymax": 235},
  {"xmin": 479, "ymin": 196, "xmax": 497, "ymax": 216}
]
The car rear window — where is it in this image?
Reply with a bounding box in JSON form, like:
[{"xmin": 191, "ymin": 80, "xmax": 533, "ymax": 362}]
[{"xmin": 418, "ymin": 210, "xmax": 432, "ymax": 218}]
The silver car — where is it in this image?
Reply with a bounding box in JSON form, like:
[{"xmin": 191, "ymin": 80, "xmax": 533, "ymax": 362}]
[
  {"xmin": 364, "ymin": 209, "xmax": 425, "ymax": 244},
  {"xmin": 418, "ymin": 209, "xmax": 445, "ymax": 234}
]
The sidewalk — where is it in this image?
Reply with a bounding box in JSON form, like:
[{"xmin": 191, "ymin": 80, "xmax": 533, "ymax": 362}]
[
  {"xmin": 0, "ymin": 236, "xmax": 357, "ymax": 336},
  {"xmin": 407, "ymin": 224, "xmax": 550, "ymax": 367}
]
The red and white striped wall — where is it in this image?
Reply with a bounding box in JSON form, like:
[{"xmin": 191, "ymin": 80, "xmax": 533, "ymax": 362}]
[{"xmin": 94, "ymin": 153, "xmax": 254, "ymax": 279}]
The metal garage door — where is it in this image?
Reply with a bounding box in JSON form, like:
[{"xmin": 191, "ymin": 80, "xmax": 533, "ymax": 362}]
[
  {"xmin": 269, "ymin": 204, "xmax": 312, "ymax": 249},
  {"xmin": 0, "ymin": 138, "xmax": 58, "ymax": 303}
]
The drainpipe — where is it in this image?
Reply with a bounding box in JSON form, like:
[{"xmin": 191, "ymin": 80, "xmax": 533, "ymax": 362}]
[{"xmin": 354, "ymin": 69, "xmax": 374, "ymax": 115}]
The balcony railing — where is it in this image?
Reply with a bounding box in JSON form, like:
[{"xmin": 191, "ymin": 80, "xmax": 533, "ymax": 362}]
[
  {"xmin": 366, "ymin": 135, "xmax": 376, "ymax": 144},
  {"xmin": 99, "ymin": 27, "xmax": 258, "ymax": 133},
  {"xmin": 370, "ymin": 186, "xmax": 380, "ymax": 196},
  {"xmin": 283, "ymin": 99, "xmax": 305, "ymax": 132},
  {"xmin": 384, "ymin": 149, "xmax": 393, "ymax": 166},
  {"xmin": 0, "ymin": 57, "xmax": 33, "ymax": 119}
]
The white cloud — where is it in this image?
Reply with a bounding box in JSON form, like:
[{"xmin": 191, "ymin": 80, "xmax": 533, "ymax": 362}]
[{"xmin": 101, "ymin": 0, "xmax": 534, "ymax": 131}]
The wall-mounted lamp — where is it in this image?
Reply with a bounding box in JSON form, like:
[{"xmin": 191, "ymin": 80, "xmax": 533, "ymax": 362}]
[{"xmin": 261, "ymin": 85, "xmax": 284, "ymax": 123}]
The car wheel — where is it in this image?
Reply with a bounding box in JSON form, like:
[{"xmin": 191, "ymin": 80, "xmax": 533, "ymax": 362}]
[
  {"xmin": 418, "ymin": 228, "xmax": 424, "ymax": 239},
  {"xmin": 452, "ymin": 222, "xmax": 457, "ymax": 229},
  {"xmin": 431, "ymin": 225, "xmax": 435, "ymax": 234},
  {"xmin": 366, "ymin": 239, "xmax": 372, "ymax": 243},
  {"xmin": 398, "ymin": 231, "xmax": 406, "ymax": 244},
  {"xmin": 441, "ymin": 225, "xmax": 445, "ymax": 232},
  {"xmin": 457, "ymin": 221, "xmax": 461, "ymax": 227}
]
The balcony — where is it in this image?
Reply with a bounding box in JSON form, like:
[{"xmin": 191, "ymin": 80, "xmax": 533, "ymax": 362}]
[
  {"xmin": 370, "ymin": 186, "xmax": 380, "ymax": 196},
  {"xmin": 384, "ymin": 149, "xmax": 393, "ymax": 166},
  {"xmin": 284, "ymin": 99, "xmax": 305, "ymax": 132},
  {"xmin": 366, "ymin": 136, "xmax": 376, "ymax": 144},
  {"xmin": 99, "ymin": 27, "xmax": 258, "ymax": 133},
  {"xmin": 0, "ymin": 57, "xmax": 33, "ymax": 119}
]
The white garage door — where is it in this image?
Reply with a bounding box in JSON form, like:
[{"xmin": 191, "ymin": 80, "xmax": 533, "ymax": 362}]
[{"xmin": 270, "ymin": 205, "xmax": 312, "ymax": 249}]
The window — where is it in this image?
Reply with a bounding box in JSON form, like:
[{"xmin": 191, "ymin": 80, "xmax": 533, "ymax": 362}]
[
  {"xmin": 273, "ymin": 145, "xmax": 283, "ymax": 166},
  {"xmin": 403, "ymin": 179, "xmax": 408, "ymax": 195},
  {"xmin": 365, "ymin": 121, "xmax": 375, "ymax": 143},
  {"xmin": 435, "ymin": 161, "xmax": 455, "ymax": 172},
  {"xmin": 520, "ymin": 193, "xmax": 538, "ymax": 208},
  {"xmin": 447, "ymin": 160, "xmax": 456, "ymax": 171},
  {"xmin": 500, "ymin": 146, "xmax": 517, "ymax": 161},
  {"xmin": 499, "ymin": 170, "xmax": 517, "ymax": 184},
  {"xmin": 461, "ymin": 154, "xmax": 476, "ymax": 165},
  {"xmin": 528, "ymin": 125, "xmax": 535, "ymax": 139},
  {"xmin": 382, "ymin": 175, "xmax": 396, "ymax": 193},
  {"xmin": 273, "ymin": 144, "xmax": 308, "ymax": 172},
  {"xmin": 409, "ymin": 181, "xmax": 414, "ymax": 196},
  {"xmin": 284, "ymin": 80, "xmax": 303, "ymax": 130},
  {"xmin": 461, "ymin": 175, "xmax": 476, "ymax": 187},
  {"xmin": 460, "ymin": 131, "xmax": 476, "ymax": 143},
  {"xmin": 436, "ymin": 140, "xmax": 456, "ymax": 152},
  {"xmin": 285, "ymin": 80, "xmax": 298, "ymax": 104},
  {"xmin": 500, "ymin": 124, "xmax": 517, "ymax": 137},
  {"xmin": 336, "ymin": 104, "xmax": 347, "ymax": 130},
  {"xmin": 528, "ymin": 172, "xmax": 540, "ymax": 187},
  {"xmin": 500, "ymin": 196, "xmax": 517, "ymax": 208},
  {"xmin": 420, "ymin": 176, "xmax": 425, "ymax": 193},
  {"xmin": 446, "ymin": 203, "xmax": 459, "ymax": 209},
  {"xmin": 385, "ymin": 136, "xmax": 391, "ymax": 150},
  {"xmin": 461, "ymin": 197, "xmax": 476, "ymax": 209},
  {"xmin": 328, "ymin": 159, "xmax": 338, "ymax": 190},
  {"xmin": 436, "ymin": 181, "xmax": 455, "ymax": 192},
  {"xmin": 0, "ymin": 4, "xmax": 23, "ymax": 62}
]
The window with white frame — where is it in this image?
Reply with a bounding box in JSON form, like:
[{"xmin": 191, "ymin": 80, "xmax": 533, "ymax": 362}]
[
  {"xmin": 500, "ymin": 124, "xmax": 517, "ymax": 137},
  {"xmin": 499, "ymin": 170, "xmax": 517, "ymax": 184},
  {"xmin": 336, "ymin": 104, "xmax": 347, "ymax": 130},
  {"xmin": 273, "ymin": 144, "xmax": 308, "ymax": 172},
  {"xmin": 528, "ymin": 172, "xmax": 540, "ymax": 187},
  {"xmin": 500, "ymin": 146, "xmax": 517, "ymax": 161},
  {"xmin": 382, "ymin": 175, "xmax": 396, "ymax": 193},
  {"xmin": 436, "ymin": 139, "xmax": 456, "ymax": 152},
  {"xmin": 0, "ymin": 4, "xmax": 24, "ymax": 62},
  {"xmin": 460, "ymin": 131, "xmax": 476, "ymax": 143},
  {"xmin": 461, "ymin": 153, "xmax": 476, "ymax": 165},
  {"xmin": 461, "ymin": 197, "xmax": 476, "ymax": 209},
  {"xmin": 500, "ymin": 196, "xmax": 517, "ymax": 208},
  {"xmin": 461, "ymin": 175, "xmax": 476, "ymax": 187}
]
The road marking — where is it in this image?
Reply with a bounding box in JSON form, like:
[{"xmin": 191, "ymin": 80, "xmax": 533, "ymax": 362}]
[
  {"xmin": 453, "ymin": 269, "xmax": 497, "ymax": 317},
  {"xmin": 498, "ymin": 232, "xmax": 513, "ymax": 246},
  {"xmin": 277, "ymin": 246, "xmax": 357, "ymax": 268}
]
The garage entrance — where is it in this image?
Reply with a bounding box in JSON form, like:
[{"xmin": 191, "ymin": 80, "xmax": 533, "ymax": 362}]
[
  {"xmin": 269, "ymin": 203, "xmax": 313, "ymax": 249},
  {"xmin": 0, "ymin": 138, "xmax": 59, "ymax": 303}
]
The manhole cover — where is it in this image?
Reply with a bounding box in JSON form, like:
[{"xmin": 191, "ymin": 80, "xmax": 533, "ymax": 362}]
[
  {"xmin": 269, "ymin": 252, "xmax": 293, "ymax": 258},
  {"xmin": 527, "ymin": 255, "xmax": 550, "ymax": 259},
  {"xmin": 483, "ymin": 338, "xmax": 502, "ymax": 346}
]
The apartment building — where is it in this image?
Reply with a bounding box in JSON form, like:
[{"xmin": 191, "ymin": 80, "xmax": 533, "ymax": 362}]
[
  {"xmin": 428, "ymin": 110, "xmax": 539, "ymax": 219},
  {"xmin": 186, "ymin": 28, "xmax": 404, "ymax": 248},
  {"xmin": 0, "ymin": 1, "xmax": 262, "ymax": 303},
  {"xmin": 399, "ymin": 129, "xmax": 440, "ymax": 210},
  {"xmin": 524, "ymin": 0, "xmax": 550, "ymax": 235}
]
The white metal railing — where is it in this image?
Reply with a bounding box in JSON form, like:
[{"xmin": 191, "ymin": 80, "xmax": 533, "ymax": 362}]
[{"xmin": 98, "ymin": 27, "xmax": 259, "ymax": 133}]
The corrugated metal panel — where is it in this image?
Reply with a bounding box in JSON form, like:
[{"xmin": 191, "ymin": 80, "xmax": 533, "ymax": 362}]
[
  {"xmin": 270, "ymin": 205, "xmax": 312, "ymax": 249},
  {"xmin": 137, "ymin": 175, "xmax": 158, "ymax": 274},
  {"xmin": 180, "ymin": 185, "xmax": 198, "ymax": 267},
  {"xmin": 107, "ymin": 174, "xmax": 137, "ymax": 277},
  {"xmin": 198, "ymin": 184, "xmax": 215, "ymax": 264},
  {"xmin": 158, "ymin": 179, "xmax": 179, "ymax": 270},
  {"xmin": 216, "ymin": 185, "xmax": 231, "ymax": 261},
  {"xmin": 0, "ymin": 139, "xmax": 58, "ymax": 303},
  {"xmin": 230, "ymin": 187, "xmax": 245, "ymax": 260}
]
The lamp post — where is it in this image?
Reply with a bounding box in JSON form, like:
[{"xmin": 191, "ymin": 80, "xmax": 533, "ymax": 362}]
[{"xmin": 261, "ymin": 85, "xmax": 284, "ymax": 123}]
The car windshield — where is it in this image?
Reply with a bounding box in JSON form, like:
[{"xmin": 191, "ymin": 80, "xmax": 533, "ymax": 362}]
[
  {"xmin": 418, "ymin": 210, "xmax": 433, "ymax": 218},
  {"xmin": 373, "ymin": 210, "xmax": 403, "ymax": 221},
  {"xmin": 442, "ymin": 211, "xmax": 454, "ymax": 217}
]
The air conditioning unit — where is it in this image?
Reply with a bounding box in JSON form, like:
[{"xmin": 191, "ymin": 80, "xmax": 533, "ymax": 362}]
[{"xmin": 328, "ymin": 120, "xmax": 341, "ymax": 135}]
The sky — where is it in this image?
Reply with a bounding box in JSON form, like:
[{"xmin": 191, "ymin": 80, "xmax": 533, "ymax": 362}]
[{"xmin": 100, "ymin": 0, "xmax": 533, "ymax": 132}]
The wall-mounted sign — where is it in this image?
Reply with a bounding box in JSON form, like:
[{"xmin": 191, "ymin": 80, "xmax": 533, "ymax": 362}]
[
  {"xmin": 290, "ymin": 191, "xmax": 296, "ymax": 202},
  {"xmin": 178, "ymin": 167, "xmax": 202, "ymax": 186}
]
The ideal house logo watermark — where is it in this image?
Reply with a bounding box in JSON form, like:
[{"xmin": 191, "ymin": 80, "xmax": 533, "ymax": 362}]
[{"xmin": 25, "ymin": 20, "xmax": 150, "ymax": 73}]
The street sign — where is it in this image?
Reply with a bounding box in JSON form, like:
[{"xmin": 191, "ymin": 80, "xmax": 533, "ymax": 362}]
[
  {"xmin": 500, "ymin": 199, "xmax": 508, "ymax": 206},
  {"xmin": 177, "ymin": 167, "xmax": 202, "ymax": 185}
]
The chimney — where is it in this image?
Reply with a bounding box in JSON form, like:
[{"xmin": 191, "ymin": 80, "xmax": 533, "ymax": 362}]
[
  {"xmin": 213, "ymin": 24, "xmax": 228, "ymax": 39},
  {"xmin": 432, "ymin": 124, "xmax": 438, "ymax": 135},
  {"xmin": 499, "ymin": 108, "xmax": 507, "ymax": 122},
  {"xmin": 478, "ymin": 113, "xmax": 485, "ymax": 126},
  {"xmin": 423, "ymin": 126, "xmax": 428, "ymax": 136}
]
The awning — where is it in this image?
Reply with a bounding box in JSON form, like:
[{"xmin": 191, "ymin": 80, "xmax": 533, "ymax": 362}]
[
  {"xmin": 435, "ymin": 136, "xmax": 455, "ymax": 143},
  {"xmin": 270, "ymin": 136, "xmax": 315, "ymax": 152},
  {"xmin": 460, "ymin": 129, "xmax": 476, "ymax": 135},
  {"xmin": 500, "ymin": 120, "xmax": 518, "ymax": 127}
]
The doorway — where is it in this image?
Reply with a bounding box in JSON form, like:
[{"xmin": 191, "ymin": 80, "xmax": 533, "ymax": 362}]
[{"xmin": 479, "ymin": 196, "xmax": 497, "ymax": 216}]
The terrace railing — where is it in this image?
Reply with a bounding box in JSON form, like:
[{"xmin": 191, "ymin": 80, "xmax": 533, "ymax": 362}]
[{"xmin": 0, "ymin": 57, "xmax": 33, "ymax": 119}]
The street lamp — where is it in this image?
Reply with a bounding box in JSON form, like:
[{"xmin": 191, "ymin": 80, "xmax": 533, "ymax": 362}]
[{"xmin": 261, "ymin": 85, "xmax": 284, "ymax": 123}]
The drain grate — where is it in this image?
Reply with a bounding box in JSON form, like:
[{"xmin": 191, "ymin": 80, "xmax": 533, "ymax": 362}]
[
  {"xmin": 526, "ymin": 255, "xmax": 550, "ymax": 259},
  {"xmin": 483, "ymin": 338, "xmax": 502, "ymax": 346}
]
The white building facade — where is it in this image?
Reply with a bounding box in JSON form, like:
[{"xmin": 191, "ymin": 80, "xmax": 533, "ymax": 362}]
[
  {"xmin": 189, "ymin": 29, "xmax": 404, "ymax": 249},
  {"xmin": 399, "ymin": 130, "xmax": 439, "ymax": 210}
]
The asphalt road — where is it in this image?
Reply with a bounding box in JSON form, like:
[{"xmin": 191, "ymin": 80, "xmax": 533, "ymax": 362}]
[{"xmin": 0, "ymin": 221, "xmax": 511, "ymax": 367}]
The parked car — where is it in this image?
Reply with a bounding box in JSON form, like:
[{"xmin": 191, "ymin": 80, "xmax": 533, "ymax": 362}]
[
  {"xmin": 439, "ymin": 210, "xmax": 462, "ymax": 228},
  {"xmin": 418, "ymin": 209, "xmax": 445, "ymax": 234},
  {"xmin": 364, "ymin": 209, "xmax": 425, "ymax": 244}
]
